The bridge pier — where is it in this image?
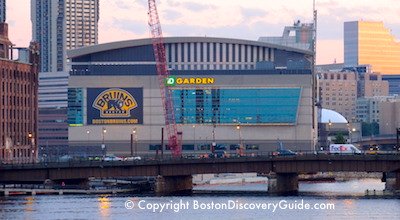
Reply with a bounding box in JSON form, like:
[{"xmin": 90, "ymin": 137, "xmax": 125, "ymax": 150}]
[
  {"xmin": 268, "ymin": 173, "xmax": 298, "ymax": 195},
  {"xmin": 384, "ymin": 172, "xmax": 400, "ymax": 191},
  {"xmin": 155, "ymin": 175, "xmax": 192, "ymax": 196}
]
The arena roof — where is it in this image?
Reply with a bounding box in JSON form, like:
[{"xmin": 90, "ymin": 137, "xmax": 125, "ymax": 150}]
[{"xmin": 67, "ymin": 36, "xmax": 313, "ymax": 58}]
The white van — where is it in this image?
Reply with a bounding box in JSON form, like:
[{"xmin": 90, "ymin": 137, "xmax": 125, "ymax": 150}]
[{"xmin": 329, "ymin": 144, "xmax": 362, "ymax": 154}]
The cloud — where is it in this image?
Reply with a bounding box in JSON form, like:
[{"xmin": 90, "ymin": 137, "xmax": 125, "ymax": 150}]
[
  {"xmin": 110, "ymin": 18, "xmax": 148, "ymax": 35},
  {"xmin": 114, "ymin": 0, "xmax": 134, "ymax": 10},
  {"xmin": 166, "ymin": 0, "xmax": 215, "ymax": 12},
  {"xmin": 163, "ymin": 9, "xmax": 183, "ymax": 21},
  {"xmin": 181, "ymin": 2, "xmax": 214, "ymax": 12},
  {"xmin": 240, "ymin": 7, "xmax": 267, "ymax": 18},
  {"xmin": 134, "ymin": 0, "xmax": 148, "ymax": 8}
]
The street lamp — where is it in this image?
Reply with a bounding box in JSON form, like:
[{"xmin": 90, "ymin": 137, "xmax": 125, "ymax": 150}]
[
  {"xmin": 131, "ymin": 128, "xmax": 138, "ymax": 156},
  {"xmin": 236, "ymin": 124, "xmax": 242, "ymax": 148},
  {"xmin": 192, "ymin": 125, "xmax": 196, "ymax": 150},
  {"xmin": 28, "ymin": 132, "xmax": 34, "ymax": 163},
  {"xmin": 326, "ymin": 120, "xmax": 332, "ymax": 147},
  {"xmin": 102, "ymin": 127, "xmax": 107, "ymax": 157}
]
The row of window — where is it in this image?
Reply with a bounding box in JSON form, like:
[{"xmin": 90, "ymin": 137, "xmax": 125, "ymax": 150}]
[
  {"xmin": 166, "ymin": 43, "xmax": 272, "ymax": 65},
  {"xmin": 67, "ymin": 88, "xmax": 301, "ymax": 125},
  {"xmin": 172, "ymin": 88, "xmax": 301, "ymax": 124},
  {"xmin": 322, "ymin": 73, "xmax": 351, "ymax": 80}
]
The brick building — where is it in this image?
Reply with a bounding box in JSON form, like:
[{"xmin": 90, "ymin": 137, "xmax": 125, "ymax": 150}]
[{"xmin": 0, "ymin": 22, "xmax": 40, "ymax": 163}]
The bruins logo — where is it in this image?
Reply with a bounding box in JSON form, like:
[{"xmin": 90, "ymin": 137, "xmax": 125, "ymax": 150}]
[{"xmin": 93, "ymin": 88, "xmax": 137, "ymax": 118}]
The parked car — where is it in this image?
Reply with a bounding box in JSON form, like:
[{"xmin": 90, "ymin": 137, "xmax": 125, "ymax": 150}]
[
  {"xmin": 366, "ymin": 145, "xmax": 380, "ymax": 155},
  {"xmin": 272, "ymin": 149, "xmax": 297, "ymax": 156},
  {"xmin": 103, "ymin": 156, "xmax": 124, "ymax": 161},
  {"xmin": 124, "ymin": 156, "xmax": 142, "ymax": 161},
  {"xmin": 58, "ymin": 155, "xmax": 73, "ymax": 162}
]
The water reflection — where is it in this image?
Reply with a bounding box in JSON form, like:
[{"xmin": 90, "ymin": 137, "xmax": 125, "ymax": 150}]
[
  {"xmin": 24, "ymin": 196, "xmax": 35, "ymax": 212},
  {"xmin": 98, "ymin": 196, "xmax": 110, "ymax": 217},
  {"xmin": 0, "ymin": 179, "xmax": 398, "ymax": 220}
]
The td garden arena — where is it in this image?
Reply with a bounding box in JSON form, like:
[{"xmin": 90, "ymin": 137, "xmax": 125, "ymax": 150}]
[{"xmin": 67, "ymin": 36, "xmax": 316, "ymax": 156}]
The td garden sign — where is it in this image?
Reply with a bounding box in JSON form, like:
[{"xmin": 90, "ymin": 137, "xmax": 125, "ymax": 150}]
[{"xmin": 165, "ymin": 76, "xmax": 215, "ymax": 86}]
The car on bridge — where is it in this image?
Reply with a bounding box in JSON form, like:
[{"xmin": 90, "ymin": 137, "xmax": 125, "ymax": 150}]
[
  {"xmin": 366, "ymin": 145, "xmax": 380, "ymax": 155},
  {"xmin": 124, "ymin": 156, "xmax": 142, "ymax": 161},
  {"xmin": 103, "ymin": 156, "xmax": 124, "ymax": 161},
  {"xmin": 272, "ymin": 149, "xmax": 297, "ymax": 156}
]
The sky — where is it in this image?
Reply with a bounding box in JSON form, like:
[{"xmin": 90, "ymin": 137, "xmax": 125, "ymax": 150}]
[{"xmin": 5, "ymin": 0, "xmax": 400, "ymax": 64}]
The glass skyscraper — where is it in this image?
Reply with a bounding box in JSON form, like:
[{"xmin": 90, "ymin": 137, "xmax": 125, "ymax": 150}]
[
  {"xmin": 344, "ymin": 21, "xmax": 400, "ymax": 75},
  {"xmin": 0, "ymin": 0, "xmax": 5, "ymax": 23},
  {"xmin": 31, "ymin": 0, "xmax": 99, "ymax": 72}
]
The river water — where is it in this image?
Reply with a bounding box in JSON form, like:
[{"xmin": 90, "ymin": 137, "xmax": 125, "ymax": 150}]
[{"xmin": 0, "ymin": 178, "xmax": 399, "ymax": 220}]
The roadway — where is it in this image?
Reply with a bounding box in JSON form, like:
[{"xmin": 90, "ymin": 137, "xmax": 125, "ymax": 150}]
[{"xmin": 1, "ymin": 152, "xmax": 400, "ymax": 183}]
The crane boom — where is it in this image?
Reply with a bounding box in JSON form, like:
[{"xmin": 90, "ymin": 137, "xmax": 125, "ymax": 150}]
[{"xmin": 148, "ymin": 0, "xmax": 182, "ymax": 157}]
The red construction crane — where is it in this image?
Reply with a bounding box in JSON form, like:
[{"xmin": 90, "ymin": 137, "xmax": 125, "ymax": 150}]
[{"xmin": 148, "ymin": 0, "xmax": 182, "ymax": 157}]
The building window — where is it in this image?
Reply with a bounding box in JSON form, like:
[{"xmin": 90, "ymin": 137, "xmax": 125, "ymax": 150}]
[{"xmin": 172, "ymin": 88, "xmax": 301, "ymax": 124}]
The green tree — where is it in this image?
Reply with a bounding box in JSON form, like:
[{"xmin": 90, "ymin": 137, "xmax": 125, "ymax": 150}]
[{"xmin": 334, "ymin": 132, "xmax": 346, "ymax": 144}]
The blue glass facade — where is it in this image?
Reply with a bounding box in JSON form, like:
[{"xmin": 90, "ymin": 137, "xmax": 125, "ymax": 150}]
[
  {"xmin": 67, "ymin": 88, "xmax": 84, "ymax": 125},
  {"xmin": 172, "ymin": 88, "xmax": 301, "ymax": 124},
  {"xmin": 382, "ymin": 75, "xmax": 400, "ymax": 95}
]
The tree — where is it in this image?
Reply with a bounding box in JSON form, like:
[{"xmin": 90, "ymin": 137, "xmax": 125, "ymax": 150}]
[{"xmin": 334, "ymin": 132, "xmax": 346, "ymax": 144}]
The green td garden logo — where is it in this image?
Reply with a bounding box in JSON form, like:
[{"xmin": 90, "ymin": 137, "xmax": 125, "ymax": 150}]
[
  {"xmin": 165, "ymin": 76, "xmax": 177, "ymax": 86},
  {"xmin": 165, "ymin": 76, "xmax": 215, "ymax": 86}
]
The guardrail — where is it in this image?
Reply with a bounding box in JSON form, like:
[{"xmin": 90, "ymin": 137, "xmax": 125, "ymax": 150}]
[{"xmin": 1, "ymin": 150, "xmax": 400, "ymax": 168}]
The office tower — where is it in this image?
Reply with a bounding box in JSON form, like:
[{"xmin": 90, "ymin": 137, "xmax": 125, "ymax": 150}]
[
  {"xmin": 0, "ymin": 0, "xmax": 5, "ymax": 23},
  {"xmin": 65, "ymin": 0, "xmax": 99, "ymax": 49},
  {"xmin": 344, "ymin": 21, "xmax": 400, "ymax": 75},
  {"xmin": 31, "ymin": 0, "xmax": 99, "ymax": 72},
  {"xmin": 319, "ymin": 71, "xmax": 357, "ymax": 121},
  {"xmin": 32, "ymin": 0, "xmax": 99, "ymax": 158}
]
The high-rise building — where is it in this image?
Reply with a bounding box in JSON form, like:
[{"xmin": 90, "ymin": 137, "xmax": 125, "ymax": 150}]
[
  {"xmin": 382, "ymin": 75, "xmax": 400, "ymax": 95},
  {"xmin": 0, "ymin": 0, "xmax": 5, "ymax": 23},
  {"xmin": 65, "ymin": 0, "xmax": 99, "ymax": 49},
  {"xmin": 319, "ymin": 71, "xmax": 357, "ymax": 121},
  {"xmin": 32, "ymin": 0, "xmax": 99, "ymax": 158},
  {"xmin": 356, "ymin": 96, "xmax": 399, "ymax": 128},
  {"xmin": 358, "ymin": 72, "xmax": 389, "ymax": 97},
  {"xmin": 0, "ymin": 22, "xmax": 40, "ymax": 164},
  {"xmin": 31, "ymin": 0, "xmax": 65, "ymax": 72},
  {"xmin": 379, "ymin": 98, "xmax": 400, "ymax": 135},
  {"xmin": 344, "ymin": 21, "xmax": 400, "ymax": 75},
  {"xmin": 31, "ymin": 0, "xmax": 99, "ymax": 72}
]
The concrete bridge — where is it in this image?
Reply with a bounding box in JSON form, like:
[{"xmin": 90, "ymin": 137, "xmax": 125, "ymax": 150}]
[{"xmin": 1, "ymin": 154, "xmax": 400, "ymax": 195}]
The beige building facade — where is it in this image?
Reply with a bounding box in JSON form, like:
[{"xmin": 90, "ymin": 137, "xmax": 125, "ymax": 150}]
[
  {"xmin": 319, "ymin": 71, "xmax": 357, "ymax": 121},
  {"xmin": 379, "ymin": 98, "xmax": 400, "ymax": 135}
]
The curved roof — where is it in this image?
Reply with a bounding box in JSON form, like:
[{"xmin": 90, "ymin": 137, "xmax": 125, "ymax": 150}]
[
  {"xmin": 320, "ymin": 108, "xmax": 348, "ymax": 124},
  {"xmin": 67, "ymin": 36, "xmax": 313, "ymax": 58}
]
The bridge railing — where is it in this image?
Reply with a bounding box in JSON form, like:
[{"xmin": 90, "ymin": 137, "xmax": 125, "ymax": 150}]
[{"xmin": 1, "ymin": 150, "xmax": 400, "ymax": 168}]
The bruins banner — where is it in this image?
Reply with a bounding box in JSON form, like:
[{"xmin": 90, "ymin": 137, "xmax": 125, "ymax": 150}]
[{"xmin": 87, "ymin": 88, "xmax": 143, "ymax": 125}]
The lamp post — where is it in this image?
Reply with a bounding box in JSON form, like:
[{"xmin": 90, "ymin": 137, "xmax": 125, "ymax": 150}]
[
  {"xmin": 350, "ymin": 127, "xmax": 356, "ymax": 143},
  {"xmin": 28, "ymin": 132, "xmax": 33, "ymax": 163},
  {"xmin": 132, "ymin": 127, "xmax": 138, "ymax": 156},
  {"xmin": 192, "ymin": 125, "xmax": 196, "ymax": 150},
  {"xmin": 211, "ymin": 124, "xmax": 216, "ymax": 153},
  {"xmin": 102, "ymin": 127, "xmax": 106, "ymax": 157},
  {"xmin": 86, "ymin": 130, "xmax": 90, "ymax": 142},
  {"xmin": 327, "ymin": 120, "xmax": 332, "ymax": 147},
  {"xmin": 236, "ymin": 124, "xmax": 242, "ymax": 148}
]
